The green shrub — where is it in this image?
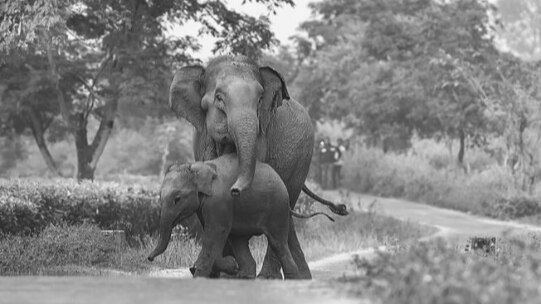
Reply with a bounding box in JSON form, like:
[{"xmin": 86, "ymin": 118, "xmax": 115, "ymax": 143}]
[
  {"xmin": 342, "ymin": 143, "xmax": 541, "ymax": 219},
  {"xmin": 0, "ymin": 178, "xmax": 160, "ymax": 240},
  {"xmin": 484, "ymin": 195, "xmax": 541, "ymax": 219},
  {"xmin": 342, "ymin": 236, "xmax": 541, "ymax": 304}
]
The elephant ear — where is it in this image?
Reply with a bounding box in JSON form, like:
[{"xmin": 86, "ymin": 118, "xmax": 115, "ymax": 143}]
[
  {"xmin": 191, "ymin": 162, "xmax": 217, "ymax": 196},
  {"xmin": 259, "ymin": 67, "xmax": 290, "ymax": 134},
  {"xmin": 170, "ymin": 66, "xmax": 205, "ymax": 132}
]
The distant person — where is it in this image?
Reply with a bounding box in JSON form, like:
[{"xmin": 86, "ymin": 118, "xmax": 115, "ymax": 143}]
[
  {"xmin": 331, "ymin": 138, "xmax": 347, "ymax": 189},
  {"xmin": 317, "ymin": 137, "xmax": 334, "ymax": 189}
]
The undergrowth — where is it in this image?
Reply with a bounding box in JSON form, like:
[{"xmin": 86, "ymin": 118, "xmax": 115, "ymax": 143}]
[
  {"xmin": 341, "ymin": 234, "xmax": 541, "ymax": 304},
  {"xmin": 343, "ymin": 143, "xmax": 541, "ymax": 221}
]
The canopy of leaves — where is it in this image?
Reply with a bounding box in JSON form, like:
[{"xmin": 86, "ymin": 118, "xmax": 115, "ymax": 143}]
[
  {"xmin": 296, "ymin": 0, "xmax": 501, "ymax": 145},
  {"xmin": 0, "ymin": 0, "xmax": 292, "ymax": 177}
]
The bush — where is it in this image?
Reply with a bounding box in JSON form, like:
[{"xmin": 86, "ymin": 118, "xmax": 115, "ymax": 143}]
[
  {"xmin": 342, "ymin": 142, "xmax": 541, "ymax": 219},
  {"xmin": 484, "ymin": 195, "xmax": 541, "ymax": 219},
  {"xmin": 342, "ymin": 236, "xmax": 541, "ymax": 304},
  {"xmin": 0, "ymin": 178, "xmax": 160, "ymax": 241}
]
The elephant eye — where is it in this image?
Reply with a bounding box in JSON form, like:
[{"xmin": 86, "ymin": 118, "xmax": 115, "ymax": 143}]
[
  {"xmin": 174, "ymin": 196, "xmax": 182, "ymax": 205},
  {"xmin": 215, "ymin": 93, "xmax": 224, "ymax": 103},
  {"xmin": 214, "ymin": 93, "xmax": 226, "ymax": 111}
]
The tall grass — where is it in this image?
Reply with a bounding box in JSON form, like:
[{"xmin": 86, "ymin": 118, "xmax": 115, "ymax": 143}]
[{"xmin": 0, "ymin": 224, "xmax": 119, "ymax": 275}]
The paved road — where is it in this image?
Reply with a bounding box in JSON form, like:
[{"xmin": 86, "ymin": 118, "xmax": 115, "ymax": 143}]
[
  {"xmin": 0, "ymin": 276, "xmax": 361, "ymax": 304},
  {"xmin": 3, "ymin": 190, "xmax": 541, "ymax": 304}
]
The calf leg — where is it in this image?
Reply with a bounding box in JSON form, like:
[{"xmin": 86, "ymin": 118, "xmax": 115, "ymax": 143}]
[
  {"xmin": 190, "ymin": 256, "xmax": 239, "ymax": 278},
  {"xmin": 230, "ymin": 236, "xmax": 256, "ymax": 279},
  {"xmin": 257, "ymin": 246, "xmax": 283, "ymax": 279},
  {"xmin": 266, "ymin": 233, "xmax": 300, "ymax": 280},
  {"xmin": 193, "ymin": 225, "xmax": 230, "ymax": 278}
]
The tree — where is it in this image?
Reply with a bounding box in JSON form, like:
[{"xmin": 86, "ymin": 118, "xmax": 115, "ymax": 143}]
[
  {"xmin": 472, "ymin": 53, "xmax": 541, "ymax": 193},
  {"xmin": 0, "ymin": 0, "xmax": 292, "ymax": 180},
  {"xmin": 296, "ymin": 0, "xmax": 499, "ymax": 161}
]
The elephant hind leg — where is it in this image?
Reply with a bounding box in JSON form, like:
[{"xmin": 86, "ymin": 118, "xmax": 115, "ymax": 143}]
[
  {"xmin": 266, "ymin": 232, "xmax": 300, "ymax": 280},
  {"xmin": 257, "ymin": 246, "xmax": 283, "ymax": 279},
  {"xmin": 287, "ymin": 217, "xmax": 311, "ymax": 279}
]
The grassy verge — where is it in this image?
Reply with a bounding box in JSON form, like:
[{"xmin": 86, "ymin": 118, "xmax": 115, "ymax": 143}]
[
  {"xmin": 340, "ymin": 234, "xmax": 541, "ymax": 304},
  {"xmin": 0, "ymin": 206, "xmax": 431, "ymax": 275}
]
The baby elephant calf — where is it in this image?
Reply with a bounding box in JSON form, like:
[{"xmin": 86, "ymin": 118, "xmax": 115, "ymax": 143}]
[{"xmin": 148, "ymin": 153, "xmax": 300, "ymax": 279}]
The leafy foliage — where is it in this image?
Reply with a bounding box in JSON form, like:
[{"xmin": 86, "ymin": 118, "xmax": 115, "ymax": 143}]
[
  {"xmin": 0, "ymin": 178, "xmax": 160, "ymax": 240},
  {"xmin": 342, "ymin": 236, "xmax": 541, "ymax": 304},
  {"xmin": 0, "ymin": 0, "xmax": 292, "ymax": 179},
  {"xmin": 294, "ymin": 0, "xmax": 503, "ymax": 162}
]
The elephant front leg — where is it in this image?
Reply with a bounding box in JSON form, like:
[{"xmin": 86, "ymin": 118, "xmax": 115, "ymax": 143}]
[
  {"xmin": 191, "ymin": 255, "xmax": 239, "ymax": 278},
  {"xmin": 193, "ymin": 226, "xmax": 230, "ymax": 278}
]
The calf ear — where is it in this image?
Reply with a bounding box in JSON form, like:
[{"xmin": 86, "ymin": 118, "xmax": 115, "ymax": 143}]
[{"xmin": 193, "ymin": 162, "xmax": 217, "ymax": 196}]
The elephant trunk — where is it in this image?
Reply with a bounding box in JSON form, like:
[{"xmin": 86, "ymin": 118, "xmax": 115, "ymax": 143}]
[
  {"xmin": 228, "ymin": 110, "xmax": 259, "ymax": 196},
  {"xmin": 147, "ymin": 215, "xmax": 175, "ymax": 262}
]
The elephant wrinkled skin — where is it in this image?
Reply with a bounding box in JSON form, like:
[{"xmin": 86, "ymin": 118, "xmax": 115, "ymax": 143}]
[
  {"xmin": 148, "ymin": 154, "xmax": 301, "ymax": 279},
  {"xmin": 169, "ymin": 55, "xmax": 347, "ymax": 279}
]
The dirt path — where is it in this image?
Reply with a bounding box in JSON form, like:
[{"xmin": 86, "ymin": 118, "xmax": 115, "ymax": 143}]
[
  {"xmin": 3, "ymin": 190, "xmax": 540, "ymax": 304},
  {"xmin": 322, "ymin": 190, "xmax": 541, "ymax": 238},
  {"xmin": 303, "ymin": 189, "xmax": 541, "ymax": 282}
]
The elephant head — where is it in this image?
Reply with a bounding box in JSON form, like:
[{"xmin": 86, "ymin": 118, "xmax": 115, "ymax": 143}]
[
  {"xmin": 169, "ymin": 56, "xmax": 289, "ymax": 196},
  {"xmin": 147, "ymin": 162, "xmax": 217, "ymax": 261}
]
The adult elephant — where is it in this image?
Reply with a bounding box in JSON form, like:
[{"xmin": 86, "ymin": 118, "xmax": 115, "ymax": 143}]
[{"xmin": 169, "ymin": 55, "xmax": 346, "ymax": 279}]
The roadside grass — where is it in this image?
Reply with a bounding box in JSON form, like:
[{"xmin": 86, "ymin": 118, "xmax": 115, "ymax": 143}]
[
  {"xmin": 341, "ymin": 234, "xmax": 541, "ymax": 304},
  {"xmin": 0, "ymin": 223, "xmax": 122, "ymax": 275},
  {"xmin": 0, "ymin": 201, "xmax": 431, "ymax": 275}
]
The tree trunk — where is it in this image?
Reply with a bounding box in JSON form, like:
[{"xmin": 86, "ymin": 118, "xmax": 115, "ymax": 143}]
[
  {"xmin": 73, "ymin": 113, "xmax": 94, "ymax": 180},
  {"xmin": 24, "ymin": 108, "xmax": 62, "ymax": 176},
  {"xmin": 89, "ymin": 100, "xmax": 118, "ymax": 170},
  {"xmin": 457, "ymin": 129, "xmax": 468, "ymax": 173},
  {"xmin": 457, "ymin": 129, "xmax": 465, "ymax": 165},
  {"xmin": 73, "ymin": 100, "xmax": 118, "ymax": 181}
]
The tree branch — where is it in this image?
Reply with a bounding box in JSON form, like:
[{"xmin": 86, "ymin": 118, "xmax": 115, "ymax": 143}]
[
  {"xmin": 42, "ymin": 30, "xmax": 73, "ymax": 131},
  {"xmin": 89, "ymin": 98, "xmax": 118, "ymax": 170},
  {"xmin": 23, "ymin": 107, "xmax": 62, "ymax": 176}
]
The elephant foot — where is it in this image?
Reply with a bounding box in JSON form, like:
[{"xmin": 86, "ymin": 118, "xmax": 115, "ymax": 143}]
[
  {"xmin": 237, "ymin": 270, "xmax": 256, "ymax": 280},
  {"xmin": 256, "ymin": 269, "xmax": 283, "ymax": 280},
  {"xmin": 190, "ymin": 256, "xmax": 240, "ymax": 278},
  {"xmin": 297, "ymin": 271, "xmax": 312, "ymax": 280},
  {"xmin": 215, "ymin": 256, "xmax": 239, "ymax": 276}
]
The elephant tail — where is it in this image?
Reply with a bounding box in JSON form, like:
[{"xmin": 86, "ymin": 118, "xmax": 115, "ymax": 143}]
[
  {"xmin": 302, "ymin": 184, "xmax": 349, "ymax": 216},
  {"xmin": 290, "ymin": 209, "xmax": 335, "ymax": 222}
]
